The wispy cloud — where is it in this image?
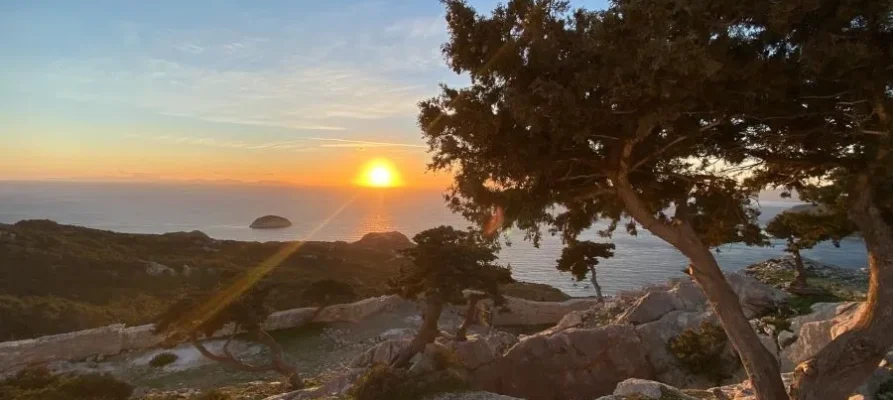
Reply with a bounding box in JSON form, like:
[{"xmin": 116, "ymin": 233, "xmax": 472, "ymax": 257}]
[
  {"xmin": 385, "ymin": 15, "xmax": 446, "ymax": 39},
  {"xmin": 144, "ymin": 135, "xmax": 426, "ymax": 151}
]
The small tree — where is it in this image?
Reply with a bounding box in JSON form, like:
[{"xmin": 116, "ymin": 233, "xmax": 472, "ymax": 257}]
[
  {"xmin": 154, "ymin": 284, "xmax": 305, "ymax": 388},
  {"xmin": 556, "ymin": 241, "xmax": 615, "ymax": 301},
  {"xmin": 389, "ymin": 226, "xmax": 512, "ymax": 368},
  {"xmin": 765, "ymin": 210, "xmax": 852, "ymax": 289}
]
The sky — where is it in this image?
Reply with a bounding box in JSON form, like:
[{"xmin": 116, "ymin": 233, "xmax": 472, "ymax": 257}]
[{"xmin": 0, "ymin": 0, "xmax": 607, "ymax": 189}]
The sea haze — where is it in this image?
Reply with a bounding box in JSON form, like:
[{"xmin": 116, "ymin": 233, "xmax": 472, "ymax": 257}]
[{"xmin": 0, "ymin": 181, "xmax": 868, "ymax": 297}]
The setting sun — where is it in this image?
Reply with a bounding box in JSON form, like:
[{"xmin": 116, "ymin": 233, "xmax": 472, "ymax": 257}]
[{"xmin": 356, "ymin": 158, "xmax": 403, "ymax": 187}]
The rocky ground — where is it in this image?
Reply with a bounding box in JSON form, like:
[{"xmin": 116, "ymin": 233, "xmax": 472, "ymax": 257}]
[{"xmin": 744, "ymin": 256, "xmax": 869, "ymax": 300}]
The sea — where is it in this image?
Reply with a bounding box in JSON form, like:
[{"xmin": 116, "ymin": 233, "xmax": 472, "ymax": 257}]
[{"xmin": 0, "ymin": 181, "xmax": 869, "ymax": 297}]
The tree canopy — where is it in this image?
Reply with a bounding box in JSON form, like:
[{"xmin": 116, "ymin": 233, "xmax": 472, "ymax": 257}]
[
  {"xmin": 765, "ymin": 210, "xmax": 852, "ymax": 254},
  {"xmin": 390, "ymin": 225, "xmax": 512, "ymax": 304},
  {"xmin": 556, "ymin": 241, "xmax": 615, "ymax": 282}
]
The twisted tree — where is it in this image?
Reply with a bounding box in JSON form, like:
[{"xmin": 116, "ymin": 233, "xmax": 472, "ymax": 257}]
[
  {"xmin": 388, "ymin": 226, "xmax": 512, "ymax": 368},
  {"xmin": 154, "ymin": 285, "xmax": 306, "ymax": 388},
  {"xmin": 422, "ymin": 1, "xmax": 784, "ymax": 397},
  {"xmin": 765, "ymin": 209, "xmax": 853, "ymax": 290},
  {"xmin": 556, "ymin": 241, "xmax": 615, "ymax": 301}
]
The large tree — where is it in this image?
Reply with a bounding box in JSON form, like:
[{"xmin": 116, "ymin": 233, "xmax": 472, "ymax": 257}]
[
  {"xmin": 422, "ymin": 1, "xmax": 785, "ymax": 398},
  {"xmin": 389, "ymin": 226, "xmax": 512, "ymax": 368},
  {"xmin": 765, "ymin": 209, "xmax": 853, "ymax": 290},
  {"xmin": 734, "ymin": 1, "xmax": 892, "ymax": 397}
]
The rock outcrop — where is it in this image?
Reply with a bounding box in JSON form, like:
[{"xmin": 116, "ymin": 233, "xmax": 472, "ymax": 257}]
[
  {"xmin": 778, "ymin": 302, "xmax": 864, "ymax": 371},
  {"xmin": 351, "ymin": 231, "xmax": 413, "ymax": 252},
  {"xmin": 249, "ymin": 215, "xmax": 292, "ymax": 229}
]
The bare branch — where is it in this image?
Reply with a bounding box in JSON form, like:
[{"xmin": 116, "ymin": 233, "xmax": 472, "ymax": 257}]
[
  {"xmin": 861, "ymin": 130, "xmax": 889, "ymax": 136},
  {"xmin": 190, "ymin": 333, "xmax": 273, "ymax": 373}
]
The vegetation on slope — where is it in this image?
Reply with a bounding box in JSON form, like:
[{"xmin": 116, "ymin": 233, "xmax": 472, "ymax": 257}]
[{"xmin": 0, "ymin": 220, "xmax": 566, "ymax": 341}]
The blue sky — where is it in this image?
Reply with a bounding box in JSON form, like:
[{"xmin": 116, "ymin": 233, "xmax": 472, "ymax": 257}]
[{"xmin": 0, "ymin": 0, "xmax": 607, "ymax": 185}]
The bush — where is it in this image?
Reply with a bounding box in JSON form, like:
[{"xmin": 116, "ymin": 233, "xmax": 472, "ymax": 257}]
[
  {"xmin": 149, "ymin": 352, "xmax": 179, "ymax": 368},
  {"xmin": 350, "ymin": 365, "xmax": 470, "ymax": 400},
  {"xmin": 668, "ymin": 322, "xmax": 739, "ymax": 385},
  {"xmin": 0, "ymin": 366, "xmax": 133, "ymax": 400}
]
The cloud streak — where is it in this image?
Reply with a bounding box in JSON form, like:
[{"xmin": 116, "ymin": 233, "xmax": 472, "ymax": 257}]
[{"xmin": 145, "ymin": 135, "xmax": 426, "ymax": 151}]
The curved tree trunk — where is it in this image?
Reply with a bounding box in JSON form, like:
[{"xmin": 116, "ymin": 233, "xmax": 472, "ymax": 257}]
[
  {"xmin": 457, "ymin": 293, "xmax": 486, "ymax": 341},
  {"xmin": 790, "ymin": 247, "xmax": 808, "ymax": 288},
  {"xmin": 391, "ymin": 295, "xmax": 444, "ymax": 368},
  {"xmin": 189, "ymin": 328, "xmax": 304, "ymax": 389},
  {"xmin": 791, "ymin": 179, "xmax": 893, "ymax": 400},
  {"xmin": 590, "ymin": 266, "xmax": 604, "ymax": 302},
  {"xmin": 615, "ymin": 152, "xmax": 788, "ymax": 399}
]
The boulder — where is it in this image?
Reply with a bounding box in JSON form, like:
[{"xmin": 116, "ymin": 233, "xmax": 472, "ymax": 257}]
[
  {"xmin": 314, "ymin": 295, "xmax": 407, "ymax": 323},
  {"xmin": 616, "ymin": 290, "xmax": 680, "ymax": 325},
  {"xmin": 121, "ymin": 324, "xmax": 163, "ymax": 351},
  {"xmin": 450, "ymin": 332, "xmax": 518, "ymax": 370},
  {"xmin": 667, "ymin": 281, "xmax": 708, "ymax": 312},
  {"xmin": 726, "ymin": 272, "xmax": 790, "ymax": 318},
  {"xmin": 472, "ymin": 325, "xmax": 653, "ymax": 400},
  {"xmin": 489, "ymin": 297, "xmax": 602, "ymax": 326},
  {"xmin": 262, "ymin": 307, "xmax": 319, "ymax": 331},
  {"xmin": 249, "ymin": 215, "xmax": 292, "ymax": 229},
  {"xmin": 595, "ymin": 378, "xmax": 700, "ymax": 400},
  {"xmin": 0, "ymin": 324, "xmax": 125, "ymax": 372},
  {"xmin": 351, "ymin": 340, "xmax": 409, "ymax": 368},
  {"xmin": 780, "ymin": 302, "xmax": 863, "ymax": 371},
  {"xmin": 634, "ymin": 310, "xmax": 720, "ymax": 387},
  {"xmin": 351, "ymin": 231, "xmax": 413, "ymax": 252}
]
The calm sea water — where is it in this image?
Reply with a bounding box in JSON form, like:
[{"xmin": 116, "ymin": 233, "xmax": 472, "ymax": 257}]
[{"xmin": 0, "ymin": 181, "xmax": 868, "ymax": 297}]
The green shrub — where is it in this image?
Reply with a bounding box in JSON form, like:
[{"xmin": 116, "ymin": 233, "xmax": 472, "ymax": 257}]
[
  {"xmin": 149, "ymin": 352, "xmax": 179, "ymax": 368},
  {"xmin": 350, "ymin": 365, "xmax": 470, "ymax": 400},
  {"xmin": 0, "ymin": 366, "xmax": 133, "ymax": 400},
  {"xmin": 668, "ymin": 322, "xmax": 739, "ymax": 385},
  {"xmin": 197, "ymin": 388, "xmax": 233, "ymax": 400},
  {"xmin": 877, "ymin": 373, "xmax": 893, "ymax": 400}
]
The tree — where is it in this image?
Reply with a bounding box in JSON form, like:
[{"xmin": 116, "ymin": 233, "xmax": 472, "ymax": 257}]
[
  {"xmin": 422, "ymin": 1, "xmax": 786, "ymax": 398},
  {"xmin": 388, "ymin": 226, "xmax": 512, "ymax": 368},
  {"xmin": 733, "ymin": 0, "xmax": 892, "ymax": 396},
  {"xmin": 765, "ymin": 209, "xmax": 853, "ymax": 290},
  {"xmin": 154, "ymin": 284, "xmax": 306, "ymax": 388},
  {"xmin": 556, "ymin": 241, "xmax": 615, "ymax": 301}
]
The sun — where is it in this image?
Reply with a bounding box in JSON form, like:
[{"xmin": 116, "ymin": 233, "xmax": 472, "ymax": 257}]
[{"xmin": 356, "ymin": 159, "xmax": 402, "ymax": 187}]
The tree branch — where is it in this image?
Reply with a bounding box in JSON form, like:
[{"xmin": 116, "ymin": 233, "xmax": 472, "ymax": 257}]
[{"xmin": 190, "ymin": 333, "xmax": 273, "ymax": 373}]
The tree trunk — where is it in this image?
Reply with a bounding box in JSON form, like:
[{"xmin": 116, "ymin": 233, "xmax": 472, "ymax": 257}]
[
  {"xmin": 392, "ymin": 295, "xmax": 443, "ymax": 368},
  {"xmin": 590, "ymin": 266, "xmax": 604, "ymax": 302},
  {"xmin": 255, "ymin": 329, "xmax": 304, "ymax": 389},
  {"xmin": 614, "ymin": 164, "xmax": 788, "ymax": 400},
  {"xmin": 790, "ymin": 179, "xmax": 893, "ymax": 400},
  {"xmin": 457, "ymin": 293, "xmax": 485, "ymax": 341},
  {"xmin": 790, "ymin": 247, "xmax": 808, "ymax": 288}
]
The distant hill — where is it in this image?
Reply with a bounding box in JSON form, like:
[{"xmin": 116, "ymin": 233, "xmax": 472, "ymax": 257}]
[{"xmin": 0, "ymin": 220, "xmax": 566, "ymax": 340}]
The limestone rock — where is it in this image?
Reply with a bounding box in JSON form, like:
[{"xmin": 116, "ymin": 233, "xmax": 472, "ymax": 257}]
[
  {"xmin": 450, "ymin": 332, "xmax": 518, "ymax": 370},
  {"xmin": 472, "ymin": 325, "xmax": 653, "ymax": 400},
  {"xmin": 121, "ymin": 324, "xmax": 163, "ymax": 351},
  {"xmin": 725, "ymin": 272, "xmax": 790, "ymax": 318},
  {"xmin": 489, "ymin": 297, "xmax": 602, "ymax": 326},
  {"xmin": 249, "ymin": 215, "xmax": 292, "ymax": 229},
  {"xmin": 351, "ymin": 340, "xmax": 409, "ymax": 368},
  {"xmin": 616, "ymin": 290, "xmax": 679, "ymax": 325},
  {"xmin": 668, "ymin": 281, "xmax": 708, "ymax": 312},
  {"xmin": 596, "ymin": 378, "xmax": 700, "ymax": 400},
  {"xmin": 780, "ymin": 302, "xmax": 863, "ymax": 371},
  {"xmin": 314, "ymin": 295, "xmax": 407, "ymax": 323},
  {"xmin": 426, "ymin": 392, "xmax": 523, "ymax": 400},
  {"xmin": 0, "ymin": 324, "xmax": 125, "ymax": 372},
  {"xmin": 263, "ymin": 307, "xmax": 319, "ymax": 331},
  {"xmin": 634, "ymin": 310, "xmax": 720, "ymax": 388}
]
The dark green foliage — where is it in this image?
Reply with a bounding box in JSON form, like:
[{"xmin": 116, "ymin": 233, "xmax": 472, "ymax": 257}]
[
  {"xmin": 299, "ymin": 279, "xmax": 357, "ymax": 307},
  {"xmin": 154, "ymin": 283, "xmax": 274, "ymax": 341},
  {"xmin": 349, "ymin": 365, "xmax": 471, "ymax": 400},
  {"xmin": 0, "ymin": 366, "xmax": 133, "ymax": 400},
  {"xmin": 766, "ymin": 211, "xmax": 853, "ymax": 258},
  {"xmin": 422, "ymin": 0, "xmax": 771, "ymax": 248},
  {"xmin": 0, "ymin": 221, "xmax": 559, "ymax": 340},
  {"xmin": 149, "ymin": 352, "xmax": 178, "ymax": 368},
  {"xmin": 556, "ymin": 241, "xmax": 615, "ymax": 281},
  {"xmin": 877, "ymin": 375, "xmax": 893, "ymax": 400},
  {"xmin": 668, "ymin": 322, "xmax": 739, "ymax": 385},
  {"xmin": 390, "ymin": 226, "xmax": 512, "ymax": 305}
]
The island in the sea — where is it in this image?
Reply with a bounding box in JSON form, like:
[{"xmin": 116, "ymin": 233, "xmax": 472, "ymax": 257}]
[{"xmin": 249, "ymin": 215, "xmax": 292, "ymax": 229}]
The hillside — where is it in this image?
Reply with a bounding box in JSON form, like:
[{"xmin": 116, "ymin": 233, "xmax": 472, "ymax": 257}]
[{"xmin": 0, "ymin": 220, "xmax": 566, "ymax": 341}]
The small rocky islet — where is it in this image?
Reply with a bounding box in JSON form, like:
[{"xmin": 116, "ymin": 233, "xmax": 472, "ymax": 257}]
[{"xmin": 249, "ymin": 215, "xmax": 293, "ymax": 229}]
